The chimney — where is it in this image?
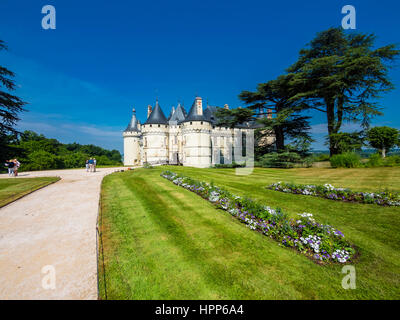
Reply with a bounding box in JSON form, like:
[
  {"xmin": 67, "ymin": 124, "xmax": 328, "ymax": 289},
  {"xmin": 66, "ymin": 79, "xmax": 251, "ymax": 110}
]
[
  {"xmin": 267, "ymin": 108, "xmax": 272, "ymax": 119},
  {"xmin": 224, "ymin": 104, "xmax": 229, "ymax": 110},
  {"xmin": 147, "ymin": 105, "xmax": 152, "ymax": 118},
  {"xmin": 196, "ymin": 97, "xmax": 203, "ymax": 115}
]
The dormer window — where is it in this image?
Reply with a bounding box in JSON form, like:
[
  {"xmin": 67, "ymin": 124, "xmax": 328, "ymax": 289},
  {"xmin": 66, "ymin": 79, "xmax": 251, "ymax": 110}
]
[
  {"xmin": 150, "ymin": 124, "xmax": 152, "ymax": 127},
  {"xmin": 158, "ymin": 124, "xmax": 160, "ymax": 127},
  {"xmin": 190, "ymin": 122, "xmax": 193, "ymax": 125}
]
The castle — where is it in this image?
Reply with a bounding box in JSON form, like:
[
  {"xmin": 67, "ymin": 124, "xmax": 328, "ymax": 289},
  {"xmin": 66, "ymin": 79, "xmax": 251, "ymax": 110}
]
[{"xmin": 123, "ymin": 96, "xmax": 274, "ymax": 168}]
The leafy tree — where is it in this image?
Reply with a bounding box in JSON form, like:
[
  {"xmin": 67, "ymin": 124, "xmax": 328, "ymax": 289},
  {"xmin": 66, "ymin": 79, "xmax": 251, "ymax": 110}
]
[
  {"xmin": 24, "ymin": 150, "xmax": 59, "ymax": 171},
  {"xmin": 0, "ymin": 40, "xmax": 27, "ymax": 162},
  {"xmin": 325, "ymin": 131, "xmax": 365, "ymax": 154},
  {"xmin": 240, "ymin": 75, "xmax": 312, "ymax": 152},
  {"xmin": 288, "ymin": 28, "xmax": 399, "ymax": 156},
  {"xmin": 216, "ymin": 74, "xmax": 312, "ymax": 155},
  {"xmin": 366, "ymin": 126, "xmax": 399, "ymax": 158},
  {"xmin": 2, "ymin": 130, "xmax": 123, "ymax": 172}
]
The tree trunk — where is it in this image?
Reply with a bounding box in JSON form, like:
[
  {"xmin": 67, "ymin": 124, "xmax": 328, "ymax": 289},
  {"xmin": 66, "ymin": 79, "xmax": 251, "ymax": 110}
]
[
  {"xmin": 274, "ymin": 125, "xmax": 285, "ymax": 152},
  {"xmin": 326, "ymin": 99, "xmax": 338, "ymax": 156}
]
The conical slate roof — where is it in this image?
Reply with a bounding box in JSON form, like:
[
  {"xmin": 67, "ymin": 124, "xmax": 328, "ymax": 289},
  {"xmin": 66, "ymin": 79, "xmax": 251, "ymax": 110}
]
[
  {"xmin": 182, "ymin": 98, "xmax": 208, "ymax": 122},
  {"xmin": 145, "ymin": 100, "xmax": 168, "ymax": 124},
  {"xmin": 169, "ymin": 103, "xmax": 187, "ymax": 123},
  {"xmin": 204, "ymin": 105, "xmax": 217, "ymax": 124},
  {"xmin": 167, "ymin": 106, "xmax": 175, "ymax": 120},
  {"xmin": 124, "ymin": 108, "xmax": 140, "ymax": 132}
]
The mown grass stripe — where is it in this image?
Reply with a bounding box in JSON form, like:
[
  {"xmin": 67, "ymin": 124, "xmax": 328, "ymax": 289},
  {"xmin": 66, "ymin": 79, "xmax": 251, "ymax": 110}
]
[{"xmin": 99, "ymin": 167, "xmax": 400, "ymax": 299}]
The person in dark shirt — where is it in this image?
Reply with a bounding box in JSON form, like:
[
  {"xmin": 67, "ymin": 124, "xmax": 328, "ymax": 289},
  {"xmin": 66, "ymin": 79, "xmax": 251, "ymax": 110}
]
[{"xmin": 5, "ymin": 160, "xmax": 15, "ymax": 176}]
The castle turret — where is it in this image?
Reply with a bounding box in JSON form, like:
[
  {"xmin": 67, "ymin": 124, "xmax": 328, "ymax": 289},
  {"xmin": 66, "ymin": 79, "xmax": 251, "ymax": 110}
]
[
  {"xmin": 181, "ymin": 97, "xmax": 212, "ymax": 168},
  {"xmin": 123, "ymin": 108, "xmax": 142, "ymax": 165},
  {"xmin": 141, "ymin": 100, "xmax": 169, "ymax": 164}
]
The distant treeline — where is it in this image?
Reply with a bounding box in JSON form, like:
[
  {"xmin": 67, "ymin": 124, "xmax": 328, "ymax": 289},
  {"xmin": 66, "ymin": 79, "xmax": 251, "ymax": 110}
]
[{"xmin": 2, "ymin": 130, "xmax": 122, "ymax": 172}]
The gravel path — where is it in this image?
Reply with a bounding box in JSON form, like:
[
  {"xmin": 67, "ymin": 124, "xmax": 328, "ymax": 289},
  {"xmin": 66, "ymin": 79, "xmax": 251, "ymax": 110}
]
[{"xmin": 0, "ymin": 167, "xmax": 125, "ymax": 299}]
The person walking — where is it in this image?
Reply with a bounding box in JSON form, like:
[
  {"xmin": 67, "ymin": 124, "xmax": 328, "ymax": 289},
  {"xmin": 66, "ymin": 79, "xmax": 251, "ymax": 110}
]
[
  {"xmin": 93, "ymin": 158, "xmax": 97, "ymax": 172},
  {"xmin": 85, "ymin": 159, "xmax": 89, "ymax": 172},
  {"xmin": 88, "ymin": 158, "xmax": 94, "ymax": 172},
  {"xmin": 13, "ymin": 159, "xmax": 20, "ymax": 176},
  {"xmin": 4, "ymin": 160, "xmax": 11, "ymax": 176},
  {"xmin": 5, "ymin": 160, "xmax": 15, "ymax": 177}
]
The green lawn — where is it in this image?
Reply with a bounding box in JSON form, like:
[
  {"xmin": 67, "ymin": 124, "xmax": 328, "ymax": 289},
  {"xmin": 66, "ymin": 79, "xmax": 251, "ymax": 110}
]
[
  {"xmin": 0, "ymin": 177, "xmax": 60, "ymax": 208},
  {"xmin": 98, "ymin": 166, "xmax": 400, "ymax": 299}
]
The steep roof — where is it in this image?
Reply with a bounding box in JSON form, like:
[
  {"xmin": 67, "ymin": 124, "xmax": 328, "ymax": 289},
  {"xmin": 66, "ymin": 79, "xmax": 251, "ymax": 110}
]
[
  {"xmin": 204, "ymin": 105, "xmax": 217, "ymax": 124},
  {"xmin": 182, "ymin": 98, "xmax": 208, "ymax": 122},
  {"xmin": 144, "ymin": 100, "xmax": 168, "ymax": 125},
  {"xmin": 169, "ymin": 103, "xmax": 187, "ymax": 123},
  {"xmin": 167, "ymin": 106, "xmax": 175, "ymax": 120},
  {"xmin": 124, "ymin": 108, "xmax": 140, "ymax": 132}
]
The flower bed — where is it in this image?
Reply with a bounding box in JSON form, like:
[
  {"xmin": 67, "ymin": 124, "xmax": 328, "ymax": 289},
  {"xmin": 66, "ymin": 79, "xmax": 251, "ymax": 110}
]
[
  {"xmin": 161, "ymin": 170, "xmax": 356, "ymax": 264},
  {"xmin": 267, "ymin": 182, "xmax": 400, "ymax": 207}
]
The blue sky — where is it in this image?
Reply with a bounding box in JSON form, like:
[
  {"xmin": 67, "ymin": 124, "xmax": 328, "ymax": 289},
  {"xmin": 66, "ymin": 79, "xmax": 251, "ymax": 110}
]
[{"xmin": 0, "ymin": 0, "xmax": 399, "ymax": 152}]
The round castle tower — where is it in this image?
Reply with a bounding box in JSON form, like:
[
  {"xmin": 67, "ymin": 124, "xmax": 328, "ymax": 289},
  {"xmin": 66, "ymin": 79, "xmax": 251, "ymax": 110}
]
[
  {"xmin": 123, "ymin": 108, "xmax": 141, "ymax": 166},
  {"xmin": 181, "ymin": 97, "xmax": 212, "ymax": 168},
  {"xmin": 141, "ymin": 100, "xmax": 169, "ymax": 164}
]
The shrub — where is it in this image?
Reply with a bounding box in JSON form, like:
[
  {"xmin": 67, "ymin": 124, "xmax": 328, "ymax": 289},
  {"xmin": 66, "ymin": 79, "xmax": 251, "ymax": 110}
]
[
  {"xmin": 364, "ymin": 154, "xmax": 400, "ymax": 168},
  {"xmin": 258, "ymin": 152, "xmax": 302, "ymax": 168},
  {"xmin": 213, "ymin": 162, "xmax": 245, "ymax": 168},
  {"xmin": 314, "ymin": 153, "xmax": 330, "ymax": 162},
  {"xmin": 143, "ymin": 162, "xmax": 153, "ymax": 169},
  {"xmin": 330, "ymin": 152, "xmax": 361, "ymax": 168},
  {"xmin": 365, "ymin": 153, "xmax": 384, "ymax": 167},
  {"xmin": 384, "ymin": 155, "xmax": 400, "ymax": 167}
]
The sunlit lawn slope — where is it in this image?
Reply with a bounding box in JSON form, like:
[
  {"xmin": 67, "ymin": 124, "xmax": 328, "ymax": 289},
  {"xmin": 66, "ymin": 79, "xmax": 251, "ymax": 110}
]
[{"xmin": 98, "ymin": 166, "xmax": 400, "ymax": 299}]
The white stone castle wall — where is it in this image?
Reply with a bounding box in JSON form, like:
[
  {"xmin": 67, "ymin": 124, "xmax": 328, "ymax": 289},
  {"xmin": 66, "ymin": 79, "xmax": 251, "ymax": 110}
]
[
  {"xmin": 182, "ymin": 121, "xmax": 212, "ymax": 168},
  {"xmin": 142, "ymin": 124, "xmax": 169, "ymax": 164},
  {"xmin": 123, "ymin": 118, "xmax": 262, "ymax": 168},
  {"xmin": 123, "ymin": 132, "xmax": 141, "ymax": 165},
  {"xmin": 168, "ymin": 123, "xmax": 183, "ymax": 164}
]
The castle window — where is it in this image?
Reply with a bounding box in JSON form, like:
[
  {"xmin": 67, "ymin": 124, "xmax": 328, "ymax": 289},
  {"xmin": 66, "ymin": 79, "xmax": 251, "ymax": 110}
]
[
  {"xmin": 242, "ymin": 132, "xmax": 246, "ymax": 157},
  {"xmin": 158, "ymin": 124, "xmax": 160, "ymax": 127},
  {"xmin": 150, "ymin": 124, "xmax": 152, "ymax": 127},
  {"xmin": 165, "ymin": 125, "xmax": 167, "ymax": 128},
  {"xmin": 190, "ymin": 122, "xmax": 192, "ymax": 125},
  {"xmin": 201, "ymin": 121, "xmax": 203, "ymax": 125}
]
